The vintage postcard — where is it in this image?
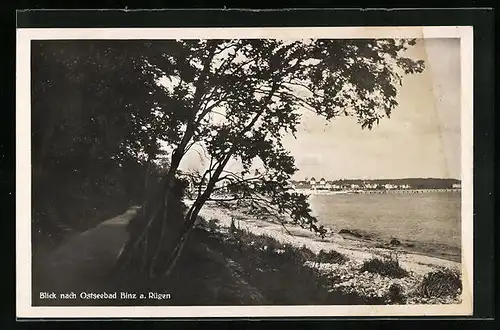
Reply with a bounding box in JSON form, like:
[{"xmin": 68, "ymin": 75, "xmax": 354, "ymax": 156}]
[{"xmin": 16, "ymin": 25, "xmax": 473, "ymax": 318}]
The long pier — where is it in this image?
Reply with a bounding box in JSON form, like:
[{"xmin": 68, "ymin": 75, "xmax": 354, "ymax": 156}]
[
  {"xmin": 294, "ymin": 188, "xmax": 461, "ymax": 195},
  {"xmin": 352, "ymin": 188, "xmax": 460, "ymax": 194}
]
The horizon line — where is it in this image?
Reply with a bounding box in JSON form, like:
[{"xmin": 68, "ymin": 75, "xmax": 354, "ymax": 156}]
[{"xmin": 291, "ymin": 177, "xmax": 461, "ymax": 181}]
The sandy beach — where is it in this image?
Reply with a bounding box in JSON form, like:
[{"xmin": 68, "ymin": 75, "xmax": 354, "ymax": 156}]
[
  {"xmin": 193, "ymin": 200, "xmax": 461, "ymax": 277},
  {"xmin": 191, "ymin": 200, "xmax": 463, "ymax": 304}
]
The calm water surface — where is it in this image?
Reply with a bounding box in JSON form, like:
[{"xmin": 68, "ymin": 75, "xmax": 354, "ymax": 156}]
[{"xmin": 308, "ymin": 191, "xmax": 461, "ymax": 250}]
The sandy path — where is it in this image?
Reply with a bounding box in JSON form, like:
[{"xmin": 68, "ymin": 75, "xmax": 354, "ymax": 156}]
[
  {"xmin": 32, "ymin": 206, "xmax": 139, "ymax": 305},
  {"xmin": 31, "ymin": 205, "xmax": 267, "ymax": 306}
]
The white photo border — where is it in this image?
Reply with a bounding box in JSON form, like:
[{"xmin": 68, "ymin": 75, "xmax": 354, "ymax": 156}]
[{"xmin": 16, "ymin": 26, "xmax": 474, "ymax": 318}]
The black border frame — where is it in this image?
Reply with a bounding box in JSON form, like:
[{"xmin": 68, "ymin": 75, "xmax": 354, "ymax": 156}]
[{"xmin": 11, "ymin": 8, "xmax": 495, "ymax": 322}]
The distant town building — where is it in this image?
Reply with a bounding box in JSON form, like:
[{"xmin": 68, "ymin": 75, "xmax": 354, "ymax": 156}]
[
  {"xmin": 452, "ymin": 183, "xmax": 461, "ymax": 189},
  {"xmin": 331, "ymin": 183, "xmax": 341, "ymax": 190},
  {"xmin": 314, "ymin": 177, "xmax": 329, "ymax": 190},
  {"xmin": 308, "ymin": 177, "xmax": 317, "ymax": 190},
  {"xmin": 340, "ymin": 183, "xmax": 350, "ymax": 190},
  {"xmin": 298, "ymin": 180, "xmax": 309, "ymax": 188},
  {"xmin": 364, "ymin": 183, "xmax": 379, "ymax": 190},
  {"xmin": 288, "ymin": 178, "xmax": 435, "ymax": 192}
]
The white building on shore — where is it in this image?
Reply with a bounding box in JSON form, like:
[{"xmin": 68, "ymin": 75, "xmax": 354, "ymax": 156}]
[{"xmin": 364, "ymin": 183, "xmax": 379, "ymax": 190}]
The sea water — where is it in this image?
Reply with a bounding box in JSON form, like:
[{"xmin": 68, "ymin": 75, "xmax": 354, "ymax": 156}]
[{"xmin": 308, "ymin": 191, "xmax": 461, "ymax": 260}]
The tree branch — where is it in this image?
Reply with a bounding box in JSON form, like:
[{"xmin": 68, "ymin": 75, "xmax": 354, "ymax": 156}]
[
  {"xmin": 213, "ymin": 44, "xmax": 243, "ymax": 77},
  {"xmin": 283, "ymin": 80, "xmax": 325, "ymax": 99},
  {"xmin": 207, "ymin": 196, "xmax": 242, "ymax": 202},
  {"xmin": 194, "ymin": 93, "xmax": 229, "ymax": 126},
  {"xmin": 214, "ymin": 42, "xmax": 239, "ymax": 56},
  {"xmin": 160, "ymin": 80, "xmax": 282, "ymax": 279}
]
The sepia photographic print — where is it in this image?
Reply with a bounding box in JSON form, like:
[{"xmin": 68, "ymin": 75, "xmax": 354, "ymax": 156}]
[{"xmin": 16, "ymin": 26, "xmax": 473, "ymax": 318}]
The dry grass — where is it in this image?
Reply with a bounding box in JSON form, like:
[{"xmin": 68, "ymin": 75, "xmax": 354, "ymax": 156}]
[
  {"xmin": 360, "ymin": 255, "xmax": 409, "ymax": 278},
  {"xmin": 317, "ymin": 249, "xmax": 349, "ymax": 265}
]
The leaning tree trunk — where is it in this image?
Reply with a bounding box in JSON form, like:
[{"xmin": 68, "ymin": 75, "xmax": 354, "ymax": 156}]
[
  {"xmin": 157, "ymin": 149, "xmax": 237, "ymax": 278},
  {"xmin": 113, "ymin": 43, "xmax": 221, "ymax": 280},
  {"xmin": 155, "ymin": 83, "xmax": 279, "ymax": 279},
  {"xmin": 113, "ymin": 145, "xmax": 192, "ymax": 279},
  {"xmin": 114, "ymin": 181, "xmax": 187, "ymax": 278}
]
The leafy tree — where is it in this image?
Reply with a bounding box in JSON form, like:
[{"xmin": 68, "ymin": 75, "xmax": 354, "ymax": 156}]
[
  {"xmin": 31, "ymin": 41, "xmax": 177, "ymax": 247},
  {"xmin": 114, "ymin": 38, "xmax": 425, "ymax": 278}
]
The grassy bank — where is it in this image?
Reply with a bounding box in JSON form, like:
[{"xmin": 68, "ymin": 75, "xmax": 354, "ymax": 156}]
[
  {"xmin": 197, "ymin": 216, "xmax": 462, "ymax": 305},
  {"xmin": 108, "ymin": 219, "xmax": 385, "ymax": 306},
  {"xmin": 191, "ymin": 202, "xmax": 463, "ymax": 305},
  {"xmin": 106, "ymin": 212, "xmax": 462, "ymax": 306}
]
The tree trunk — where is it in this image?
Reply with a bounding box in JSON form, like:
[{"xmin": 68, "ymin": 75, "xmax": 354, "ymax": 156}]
[
  {"xmin": 113, "ymin": 43, "xmax": 225, "ymax": 279},
  {"xmin": 113, "ymin": 136, "xmax": 196, "ymax": 277},
  {"xmin": 156, "ymin": 82, "xmax": 281, "ymax": 279}
]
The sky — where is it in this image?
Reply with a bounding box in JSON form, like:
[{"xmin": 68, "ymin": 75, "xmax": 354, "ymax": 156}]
[{"xmin": 179, "ymin": 38, "xmax": 462, "ymax": 181}]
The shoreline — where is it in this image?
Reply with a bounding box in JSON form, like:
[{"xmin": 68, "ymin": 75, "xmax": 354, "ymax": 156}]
[
  {"xmin": 193, "ymin": 200, "xmax": 461, "ymax": 277},
  {"xmin": 293, "ymin": 188, "xmax": 461, "ymax": 195}
]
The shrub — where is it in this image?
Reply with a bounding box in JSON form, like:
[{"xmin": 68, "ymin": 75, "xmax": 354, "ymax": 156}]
[
  {"xmin": 360, "ymin": 255, "xmax": 408, "ymax": 278},
  {"xmin": 298, "ymin": 245, "xmax": 316, "ymax": 260},
  {"xmin": 389, "ymin": 238, "xmax": 401, "ymax": 246},
  {"xmin": 280, "ymin": 244, "xmax": 315, "ymax": 264},
  {"xmin": 417, "ymin": 268, "xmax": 462, "ymax": 298},
  {"xmin": 207, "ymin": 218, "xmax": 220, "ymax": 233},
  {"xmin": 385, "ymin": 283, "xmax": 406, "ymax": 304},
  {"xmin": 230, "ymin": 217, "xmax": 236, "ymax": 233},
  {"xmin": 255, "ymin": 234, "xmax": 281, "ymax": 253},
  {"xmin": 233, "ymin": 227, "xmax": 249, "ymax": 240},
  {"xmin": 338, "ymin": 229, "xmax": 363, "ymax": 238},
  {"xmin": 195, "ymin": 215, "xmax": 207, "ymax": 228},
  {"xmin": 317, "ymin": 249, "xmax": 348, "ymax": 264}
]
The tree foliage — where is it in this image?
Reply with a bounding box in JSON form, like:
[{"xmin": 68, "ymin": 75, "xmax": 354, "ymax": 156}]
[
  {"xmin": 31, "ymin": 41, "xmax": 172, "ymax": 246},
  {"xmin": 114, "ymin": 38, "xmax": 425, "ymax": 277},
  {"xmin": 31, "ymin": 38, "xmax": 425, "ymax": 276}
]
